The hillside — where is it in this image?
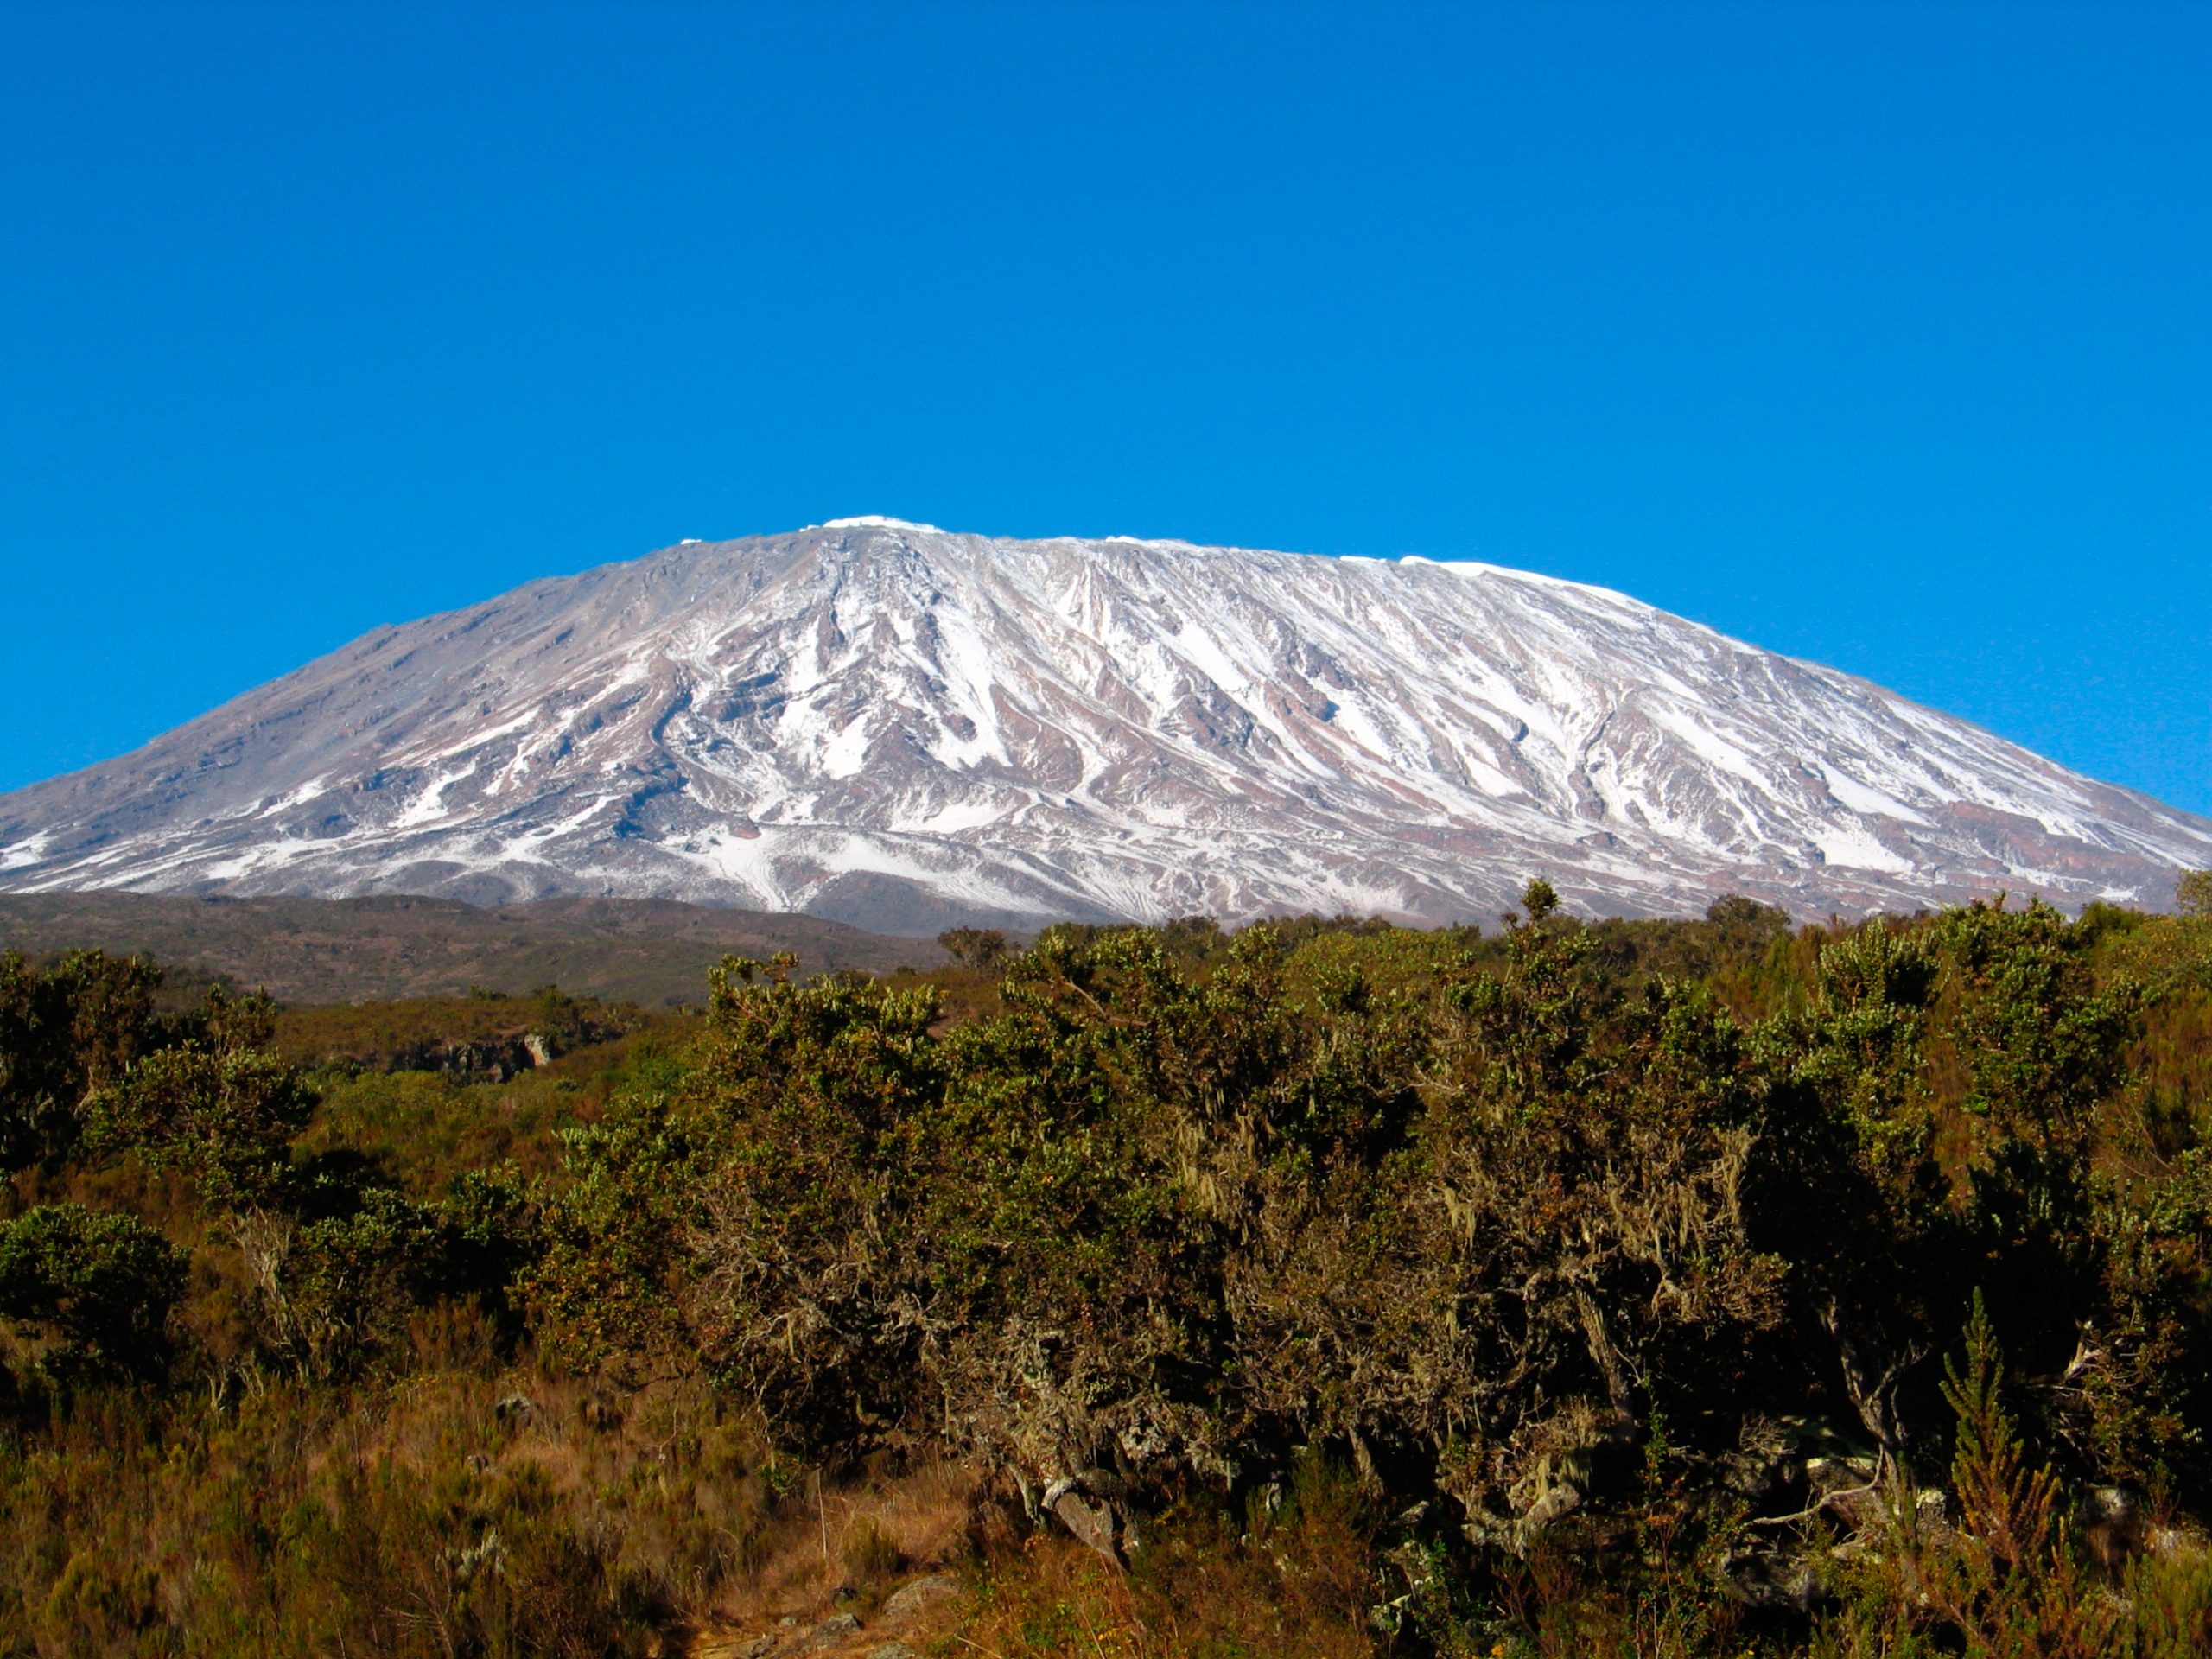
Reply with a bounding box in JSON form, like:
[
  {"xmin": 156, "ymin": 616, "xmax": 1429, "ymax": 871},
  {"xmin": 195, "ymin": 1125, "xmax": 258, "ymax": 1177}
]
[{"xmin": 0, "ymin": 892, "xmax": 934, "ymax": 1006}]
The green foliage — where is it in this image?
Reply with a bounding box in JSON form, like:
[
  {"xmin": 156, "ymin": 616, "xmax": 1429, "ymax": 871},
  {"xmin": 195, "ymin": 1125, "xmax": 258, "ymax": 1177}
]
[
  {"xmin": 5, "ymin": 897, "xmax": 2212, "ymax": 1654},
  {"xmin": 2177, "ymin": 869, "xmax": 2212, "ymax": 918},
  {"xmin": 435, "ymin": 1162, "xmax": 544, "ymax": 1341},
  {"xmin": 83, "ymin": 1042, "xmax": 315, "ymax": 1211},
  {"xmin": 1943, "ymin": 1292, "xmax": 2060, "ymax": 1568},
  {"xmin": 0, "ymin": 1202, "xmax": 184, "ymax": 1384},
  {"xmin": 0, "ymin": 950, "xmax": 168, "ymax": 1169},
  {"xmin": 235, "ymin": 1187, "xmax": 441, "ymax": 1378},
  {"xmin": 1941, "ymin": 898, "xmax": 2138, "ymax": 1154},
  {"xmin": 938, "ymin": 925, "xmax": 1011, "ymax": 969}
]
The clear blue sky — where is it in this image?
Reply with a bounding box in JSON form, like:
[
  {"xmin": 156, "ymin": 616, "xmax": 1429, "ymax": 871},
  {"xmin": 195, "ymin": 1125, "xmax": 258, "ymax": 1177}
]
[{"xmin": 3, "ymin": 1, "xmax": 2207, "ymax": 812}]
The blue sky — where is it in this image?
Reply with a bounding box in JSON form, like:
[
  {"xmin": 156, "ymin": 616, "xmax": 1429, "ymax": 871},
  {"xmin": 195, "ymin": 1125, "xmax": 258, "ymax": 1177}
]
[{"xmin": 3, "ymin": 1, "xmax": 2207, "ymax": 812}]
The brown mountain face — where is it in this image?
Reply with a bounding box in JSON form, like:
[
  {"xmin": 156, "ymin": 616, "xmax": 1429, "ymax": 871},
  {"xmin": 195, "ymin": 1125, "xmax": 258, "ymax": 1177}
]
[{"xmin": 0, "ymin": 893, "xmax": 934, "ymax": 1007}]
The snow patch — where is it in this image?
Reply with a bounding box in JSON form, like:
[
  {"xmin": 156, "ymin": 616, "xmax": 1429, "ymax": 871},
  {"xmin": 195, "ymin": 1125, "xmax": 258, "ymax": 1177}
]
[
  {"xmin": 1815, "ymin": 763, "xmax": 1931, "ymax": 825},
  {"xmin": 1645, "ymin": 703, "xmax": 1770, "ymax": 790},
  {"xmin": 408, "ymin": 711, "xmax": 536, "ymax": 766},
  {"xmin": 1815, "ymin": 829, "xmax": 1915, "ymax": 874},
  {"xmin": 260, "ymin": 776, "xmax": 331, "ymax": 817},
  {"xmin": 392, "ymin": 764, "xmax": 479, "ymax": 830},
  {"xmin": 0, "ymin": 834, "xmax": 50, "ymax": 871},
  {"xmin": 896, "ymin": 796, "xmax": 1010, "ymax": 835},
  {"xmin": 817, "ymin": 717, "xmax": 874, "ymax": 779},
  {"xmin": 821, "ymin": 516, "xmax": 944, "ymax": 533}
]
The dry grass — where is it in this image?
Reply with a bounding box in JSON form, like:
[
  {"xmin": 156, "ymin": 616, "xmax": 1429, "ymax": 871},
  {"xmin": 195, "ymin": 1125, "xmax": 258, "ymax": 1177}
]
[
  {"xmin": 951, "ymin": 1474, "xmax": 1380, "ymax": 1659},
  {"xmin": 702, "ymin": 1457, "xmax": 982, "ymax": 1628},
  {"xmin": 684, "ymin": 1462, "xmax": 1382, "ymax": 1659}
]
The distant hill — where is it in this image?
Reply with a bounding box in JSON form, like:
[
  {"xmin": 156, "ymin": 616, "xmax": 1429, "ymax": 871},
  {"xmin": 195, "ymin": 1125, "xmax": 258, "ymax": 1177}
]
[{"xmin": 0, "ymin": 893, "xmax": 938, "ymax": 1007}]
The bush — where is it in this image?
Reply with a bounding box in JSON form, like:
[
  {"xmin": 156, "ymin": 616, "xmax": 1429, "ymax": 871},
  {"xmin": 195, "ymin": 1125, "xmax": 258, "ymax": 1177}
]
[
  {"xmin": 0, "ymin": 1203, "xmax": 184, "ymax": 1385},
  {"xmin": 10, "ymin": 896, "xmax": 2212, "ymax": 1654},
  {"xmin": 0, "ymin": 950, "xmax": 168, "ymax": 1170}
]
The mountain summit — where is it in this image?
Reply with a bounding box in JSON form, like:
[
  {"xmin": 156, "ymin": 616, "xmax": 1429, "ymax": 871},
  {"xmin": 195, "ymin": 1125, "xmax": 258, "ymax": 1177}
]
[{"xmin": 4, "ymin": 521, "xmax": 2207, "ymax": 931}]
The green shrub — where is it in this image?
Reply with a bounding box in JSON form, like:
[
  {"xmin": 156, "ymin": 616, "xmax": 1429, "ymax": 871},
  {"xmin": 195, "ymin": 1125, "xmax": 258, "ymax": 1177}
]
[{"xmin": 0, "ymin": 1202, "xmax": 185, "ymax": 1384}]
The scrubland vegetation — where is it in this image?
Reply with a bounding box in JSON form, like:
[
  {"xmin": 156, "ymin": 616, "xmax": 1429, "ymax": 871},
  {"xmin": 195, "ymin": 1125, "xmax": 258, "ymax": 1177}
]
[{"xmin": 5, "ymin": 880, "xmax": 2212, "ymax": 1656}]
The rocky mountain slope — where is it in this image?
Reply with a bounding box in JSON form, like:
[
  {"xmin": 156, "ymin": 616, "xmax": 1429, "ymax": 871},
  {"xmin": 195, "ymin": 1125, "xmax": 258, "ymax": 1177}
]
[{"xmin": 3, "ymin": 518, "xmax": 2206, "ymax": 931}]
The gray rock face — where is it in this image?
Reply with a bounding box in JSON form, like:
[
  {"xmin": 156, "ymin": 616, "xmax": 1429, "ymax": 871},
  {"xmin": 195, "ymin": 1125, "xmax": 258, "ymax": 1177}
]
[{"xmin": 3, "ymin": 518, "xmax": 2208, "ymax": 931}]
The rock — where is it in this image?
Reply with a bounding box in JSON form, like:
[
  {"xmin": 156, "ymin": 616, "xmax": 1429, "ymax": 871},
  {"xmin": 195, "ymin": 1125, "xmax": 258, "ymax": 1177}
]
[
  {"xmin": 880, "ymin": 1573, "xmax": 961, "ymax": 1623},
  {"xmin": 391, "ymin": 1035, "xmax": 542, "ymax": 1083},
  {"xmin": 1051, "ymin": 1490, "xmax": 1122, "ymax": 1567},
  {"xmin": 1803, "ymin": 1454, "xmax": 1883, "ymax": 1531},
  {"xmin": 807, "ymin": 1612, "xmax": 861, "ymax": 1646},
  {"xmin": 1505, "ymin": 1412, "xmax": 1638, "ymax": 1547},
  {"xmin": 1069, "ymin": 1464, "xmax": 1131, "ymax": 1501},
  {"xmin": 1517, "ymin": 1478, "xmax": 1583, "ymax": 1534},
  {"xmin": 1804, "ymin": 1453, "xmax": 1878, "ymax": 1491},
  {"xmin": 1724, "ymin": 1548, "xmax": 1826, "ymax": 1614},
  {"xmin": 865, "ymin": 1647, "xmax": 920, "ymax": 1659},
  {"xmin": 1116, "ymin": 1420, "xmax": 1171, "ymax": 1468},
  {"xmin": 1713, "ymin": 1416, "xmax": 1800, "ymax": 1507}
]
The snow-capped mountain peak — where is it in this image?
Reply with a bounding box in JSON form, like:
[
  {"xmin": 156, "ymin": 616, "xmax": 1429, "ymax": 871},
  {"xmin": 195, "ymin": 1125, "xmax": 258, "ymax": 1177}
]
[{"xmin": 2, "ymin": 522, "xmax": 2204, "ymax": 934}]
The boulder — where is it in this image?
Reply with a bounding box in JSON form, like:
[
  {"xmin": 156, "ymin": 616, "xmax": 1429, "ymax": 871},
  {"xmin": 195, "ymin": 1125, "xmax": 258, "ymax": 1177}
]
[
  {"xmin": 1049, "ymin": 1489, "xmax": 1122, "ymax": 1567},
  {"xmin": 880, "ymin": 1573, "xmax": 961, "ymax": 1624}
]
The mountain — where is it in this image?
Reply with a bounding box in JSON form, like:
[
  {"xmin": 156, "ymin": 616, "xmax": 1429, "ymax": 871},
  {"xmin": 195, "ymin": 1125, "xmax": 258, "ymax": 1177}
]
[{"xmin": 3, "ymin": 518, "xmax": 2207, "ymax": 932}]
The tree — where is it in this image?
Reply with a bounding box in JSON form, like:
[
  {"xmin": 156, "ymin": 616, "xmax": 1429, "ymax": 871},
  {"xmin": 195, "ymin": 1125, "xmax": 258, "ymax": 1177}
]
[
  {"xmin": 83, "ymin": 1042, "xmax": 315, "ymax": 1211},
  {"xmin": 1705, "ymin": 893, "xmax": 1790, "ymax": 940},
  {"xmin": 0, "ymin": 950, "xmax": 167, "ymax": 1170},
  {"xmin": 2177, "ymin": 868, "xmax": 2212, "ymax": 918},
  {"xmin": 937, "ymin": 926, "xmax": 1010, "ymax": 971}
]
